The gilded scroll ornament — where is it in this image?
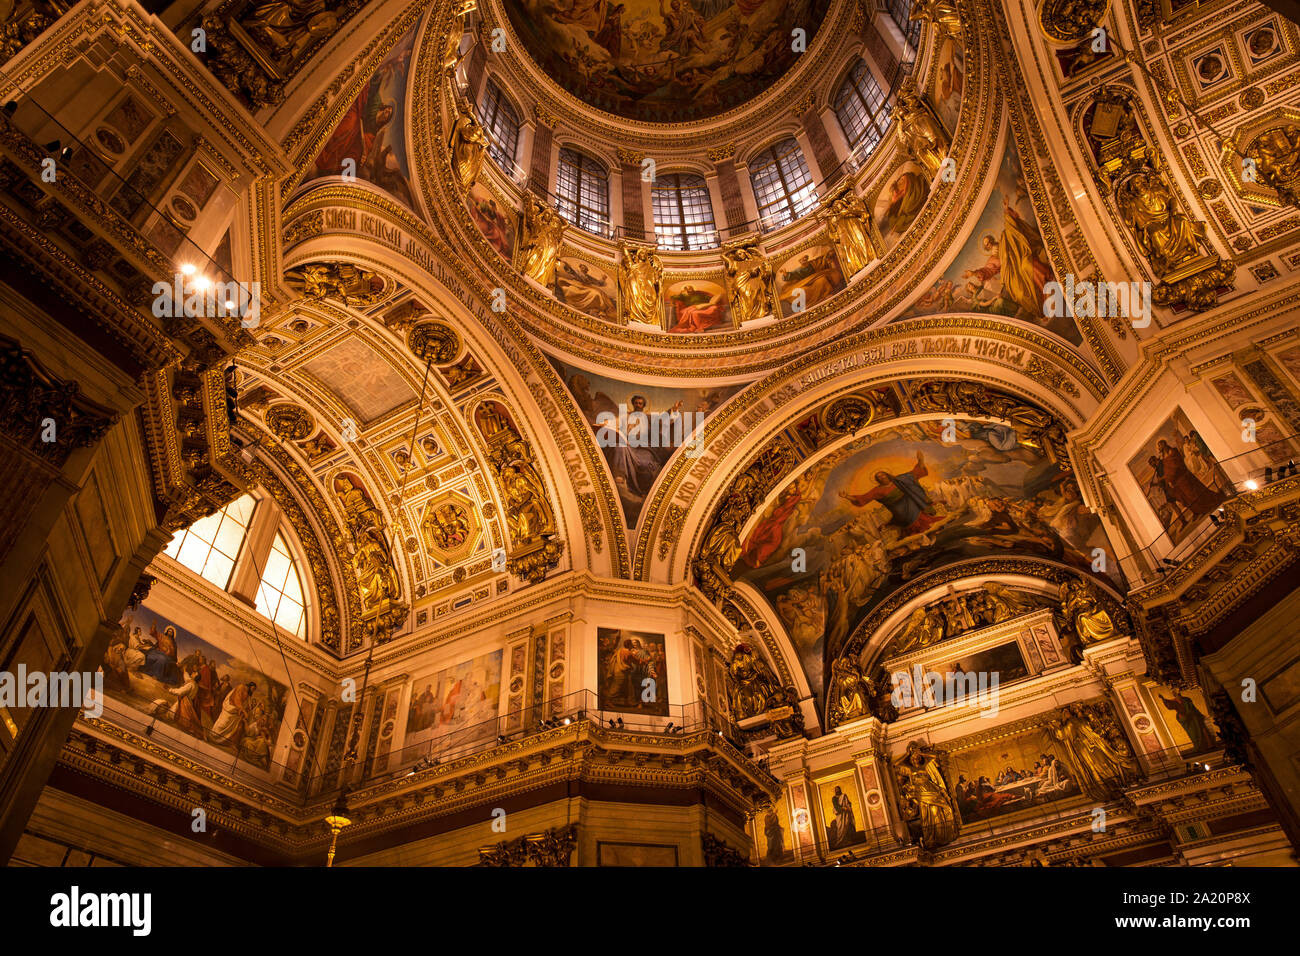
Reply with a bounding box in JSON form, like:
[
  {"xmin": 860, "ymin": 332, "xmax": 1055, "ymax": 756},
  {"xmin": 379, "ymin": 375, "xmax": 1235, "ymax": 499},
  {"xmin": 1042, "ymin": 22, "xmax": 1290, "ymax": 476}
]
[
  {"xmin": 818, "ymin": 183, "xmax": 877, "ymax": 277},
  {"xmin": 450, "ymin": 95, "xmax": 488, "ymax": 192},
  {"xmin": 894, "ymin": 80, "xmax": 950, "ymax": 179},
  {"xmin": 894, "ymin": 742, "xmax": 960, "ymax": 850},
  {"xmin": 517, "ymin": 193, "xmax": 567, "ymax": 287},
  {"xmin": 910, "ymin": 380, "xmax": 1069, "ymax": 465},
  {"xmin": 618, "ymin": 242, "xmax": 663, "ymax": 326},
  {"xmin": 721, "ymin": 239, "xmax": 775, "ymax": 324}
]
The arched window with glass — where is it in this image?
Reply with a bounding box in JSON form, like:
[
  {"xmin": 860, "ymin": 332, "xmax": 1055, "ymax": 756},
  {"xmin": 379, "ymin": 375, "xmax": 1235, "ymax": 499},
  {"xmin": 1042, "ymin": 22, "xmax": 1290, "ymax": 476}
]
[
  {"xmin": 652, "ymin": 172, "xmax": 717, "ymax": 250},
  {"xmin": 555, "ymin": 147, "xmax": 610, "ymax": 234},
  {"xmin": 162, "ymin": 493, "xmax": 311, "ymax": 641},
  {"xmin": 479, "ymin": 79, "xmax": 521, "ymax": 173},
  {"xmin": 835, "ymin": 60, "xmax": 892, "ymax": 159},
  {"xmin": 749, "ymin": 139, "xmax": 818, "ymax": 232},
  {"xmin": 888, "ymin": 0, "xmax": 924, "ymax": 47}
]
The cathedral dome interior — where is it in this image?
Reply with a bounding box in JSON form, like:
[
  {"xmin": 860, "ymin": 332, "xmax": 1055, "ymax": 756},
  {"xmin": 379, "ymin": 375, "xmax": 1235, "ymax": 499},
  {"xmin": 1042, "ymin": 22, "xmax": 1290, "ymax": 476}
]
[{"xmin": 0, "ymin": 0, "xmax": 1299, "ymax": 884}]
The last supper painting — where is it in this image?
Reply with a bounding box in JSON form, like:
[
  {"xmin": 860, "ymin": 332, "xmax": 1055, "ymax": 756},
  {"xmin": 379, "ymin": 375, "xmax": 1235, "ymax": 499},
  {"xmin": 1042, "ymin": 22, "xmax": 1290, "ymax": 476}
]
[
  {"xmin": 502, "ymin": 0, "xmax": 831, "ymax": 122},
  {"xmin": 731, "ymin": 420, "xmax": 1123, "ymax": 693}
]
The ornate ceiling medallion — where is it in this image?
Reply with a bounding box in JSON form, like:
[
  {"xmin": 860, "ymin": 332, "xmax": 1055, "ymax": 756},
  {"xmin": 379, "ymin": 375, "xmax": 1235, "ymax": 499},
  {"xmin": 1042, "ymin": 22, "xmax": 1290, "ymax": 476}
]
[{"xmin": 264, "ymin": 403, "xmax": 316, "ymax": 442}]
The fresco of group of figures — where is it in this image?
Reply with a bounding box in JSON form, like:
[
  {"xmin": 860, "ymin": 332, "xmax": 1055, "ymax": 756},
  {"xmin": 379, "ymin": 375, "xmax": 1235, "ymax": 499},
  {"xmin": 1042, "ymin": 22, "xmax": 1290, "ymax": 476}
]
[
  {"xmin": 896, "ymin": 137, "xmax": 1081, "ymax": 346},
  {"xmin": 731, "ymin": 419, "xmax": 1123, "ymax": 696},
  {"xmin": 1126, "ymin": 408, "xmax": 1232, "ymax": 546},
  {"xmin": 501, "ymin": 0, "xmax": 833, "ymax": 123},
  {"xmin": 405, "ymin": 650, "xmax": 503, "ymax": 752},
  {"xmin": 104, "ymin": 607, "xmax": 288, "ymax": 770}
]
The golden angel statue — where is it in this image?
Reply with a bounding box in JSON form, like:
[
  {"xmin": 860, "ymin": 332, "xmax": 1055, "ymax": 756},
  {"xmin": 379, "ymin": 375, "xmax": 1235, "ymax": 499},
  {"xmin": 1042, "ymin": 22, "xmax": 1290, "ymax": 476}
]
[
  {"xmin": 895, "ymin": 81, "xmax": 950, "ymax": 179},
  {"xmin": 618, "ymin": 242, "xmax": 663, "ymax": 326},
  {"xmin": 450, "ymin": 96, "xmax": 488, "ymax": 192},
  {"xmin": 518, "ymin": 193, "xmax": 567, "ymax": 286},
  {"xmin": 721, "ymin": 239, "xmax": 775, "ymax": 323},
  {"xmin": 818, "ymin": 184, "xmax": 876, "ymax": 277}
]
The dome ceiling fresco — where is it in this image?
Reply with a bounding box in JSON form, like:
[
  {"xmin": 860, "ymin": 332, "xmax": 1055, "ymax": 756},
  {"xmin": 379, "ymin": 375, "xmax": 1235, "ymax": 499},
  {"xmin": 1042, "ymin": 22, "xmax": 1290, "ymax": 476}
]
[{"xmin": 502, "ymin": 0, "xmax": 832, "ymax": 122}]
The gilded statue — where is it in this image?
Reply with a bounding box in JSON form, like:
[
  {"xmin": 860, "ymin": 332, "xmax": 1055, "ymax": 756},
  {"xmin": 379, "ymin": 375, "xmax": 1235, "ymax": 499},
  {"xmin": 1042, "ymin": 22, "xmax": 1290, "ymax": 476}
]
[
  {"xmin": 895, "ymin": 605, "xmax": 946, "ymax": 653},
  {"xmin": 291, "ymin": 262, "xmax": 385, "ymax": 306},
  {"xmin": 1115, "ymin": 163, "xmax": 1207, "ymax": 276},
  {"xmin": 911, "ymin": 379, "xmax": 1069, "ymax": 463},
  {"xmin": 618, "ymin": 242, "xmax": 662, "ymax": 326},
  {"xmin": 450, "ymin": 96, "xmax": 488, "ymax": 192},
  {"xmin": 894, "ymin": 81, "xmax": 950, "ymax": 178},
  {"xmin": 244, "ymin": 0, "xmax": 340, "ymax": 70},
  {"xmin": 1250, "ymin": 125, "xmax": 1300, "ymax": 207},
  {"xmin": 354, "ymin": 526, "xmax": 398, "ymax": 612},
  {"xmin": 828, "ymin": 656, "xmax": 869, "ymax": 726},
  {"xmin": 721, "ymin": 239, "xmax": 775, "ymax": 323},
  {"xmin": 818, "ymin": 184, "xmax": 876, "ymax": 277},
  {"xmin": 517, "ymin": 193, "xmax": 567, "ymax": 286},
  {"xmin": 726, "ymin": 642, "xmax": 781, "ymax": 721},
  {"xmin": 1058, "ymin": 578, "xmax": 1116, "ymax": 646},
  {"xmin": 501, "ymin": 465, "xmax": 550, "ymax": 542},
  {"xmin": 895, "ymin": 742, "xmax": 960, "ymax": 850},
  {"xmin": 442, "ymin": 1, "xmax": 476, "ymax": 73},
  {"xmin": 910, "ymin": 0, "xmax": 963, "ymax": 38},
  {"xmin": 1047, "ymin": 704, "xmax": 1138, "ymax": 800}
]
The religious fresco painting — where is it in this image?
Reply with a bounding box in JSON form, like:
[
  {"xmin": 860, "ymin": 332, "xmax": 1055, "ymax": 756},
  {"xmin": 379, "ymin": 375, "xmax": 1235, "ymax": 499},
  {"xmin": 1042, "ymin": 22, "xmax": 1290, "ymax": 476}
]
[
  {"xmin": 873, "ymin": 162, "xmax": 930, "ymax": 251},
  {"xmin": 898, "ymin": 138, "xmax": 1082, "ymax": 346},
  {"xmin": 104, "ymin": 606, "xmax": 288, "ymax": 770},
  {"xmin": 467, "ymin": 181, "xmax": 517, "ymax": 259},
  {"xmin": 597, "ymin": 627, "xmax": 669, "ymax": 716},
  {"xmin": 755, "ymin": 796, "xmax": 794, "ymax": 865},
  {"xmin": 1126, "ymin": 408, "xmax": 1231, "ymax": 545},
  {"xmin": 1144, "ymin": 680, "xmax": 1220, "ymax": 755},
  {"xmin": 548, "ymin": 356, "xmax": 741, "ymax": 525},
  {"xmin": 816, "ymin": 771, "xmax": 866, "ymax": 850},
  {"xmin": 307, "ymin": 24, "xmax": 418, "ymax": 207},
  {"xmin": 501, "ymin": 0, "xmax": 833, "ymax": 123},
  {"xmin": 662, "ymin": 275, "xmax": 734, "ymax": 333},
  {"xmin": 773, "ymin": 243, "xmax": 846, "ymax": 317},
  {"xmin": 552, "ymin": 255, "xmax": 619, "ymax": 322},
  {"xmin": 732, "ymin": 420, "xmax": 1122, "ymax": 694},
  {"xmin": 947, "ymin": 723, "xmax": 1082, "ymax": 824},
  {"xmin": 405, "ymin": 649, "xmax": 503, "ymax": 751},
  {"xmin": 931, "ymin": 35, "xmax": 964, "ymax": 134},
  {"xmin": 1210, "ymin": 372, "xmax": 1254, "ymax": 410}
]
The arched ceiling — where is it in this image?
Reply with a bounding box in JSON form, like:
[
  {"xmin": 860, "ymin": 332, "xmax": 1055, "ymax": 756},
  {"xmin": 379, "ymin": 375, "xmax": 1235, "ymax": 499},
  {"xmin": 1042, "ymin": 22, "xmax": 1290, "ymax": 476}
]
[{"xmin": 499, "ymin": 0, "xmax": 835, "ymax": 122}]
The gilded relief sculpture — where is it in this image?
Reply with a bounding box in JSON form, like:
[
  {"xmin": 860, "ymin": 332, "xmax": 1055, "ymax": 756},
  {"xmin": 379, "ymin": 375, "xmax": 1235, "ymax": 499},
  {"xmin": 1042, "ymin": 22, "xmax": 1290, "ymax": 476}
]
[
  {"xmin": 332, "ymin": 474, "xmax": 407, "ymax": 642},
  {"xmin": 618, "ymin": 242, "xmax": 663, "ymax": 326},
  {"xmin": 1087, "ymin": 86, "xmax": 1233, "ymax": 311},
  {"xmin": 725, "ymin": 642, "xmax": 802, "ymax": 738},
  {"xmin": 1037, "ymin": 0, "xmax": 1110, "ymax": 46},
  {"xmin": 1247, "ymin": 125, "xmax": 1300, "ymax": 208},
  {"xmin": 1047, "ymin": 703, "xmax": 1139, "ymax": 799},
  {"xmin": 1057, "ymin": 578, "xmax": 1116, "ymax": 649},
  {"xmin": 828, "ymin": 656, "xmax": 870, "ymax": 727},
  {"xmin": 895, "ymin": 742, "xmax": 960, "ymax": 851},
  {"xmin": 721, "ymin": 239, "xmax": 775, "ymax": 323},
  {"xmin": 818, "ymin": 182, "xmax": 877, "ymax": 276},
  {"xmin": 894, "ymin": 80, "xmax": 950, "ymax": 179},
  {"xmin": 475, "ymin": 401, "xmax": 563, "ymax": 584},
  {"xmin": 517, "ymin": 193, "xmax": 567, "ymax": 287},
  {"xmin": 450, "ymin": 95, "xmax": 488, "ymax": 192}
]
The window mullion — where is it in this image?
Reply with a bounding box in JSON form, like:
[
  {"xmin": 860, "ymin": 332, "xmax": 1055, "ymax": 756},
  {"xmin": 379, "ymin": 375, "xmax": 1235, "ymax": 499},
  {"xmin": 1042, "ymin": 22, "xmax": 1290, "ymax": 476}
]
[{"xmin": 229, "ymin": 496, "xmax": 280, "ymax": 606}]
